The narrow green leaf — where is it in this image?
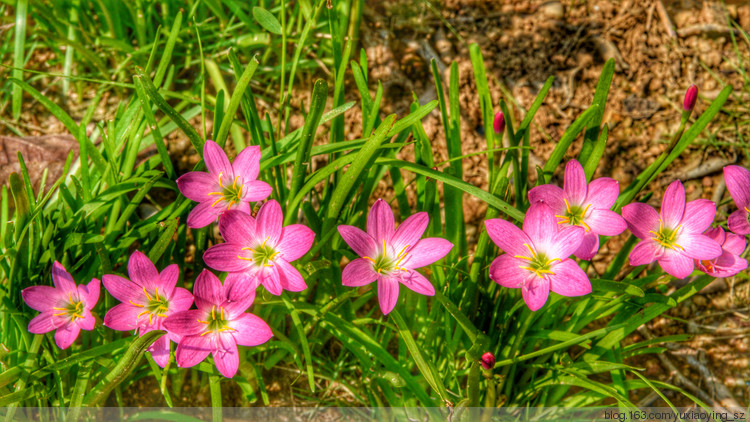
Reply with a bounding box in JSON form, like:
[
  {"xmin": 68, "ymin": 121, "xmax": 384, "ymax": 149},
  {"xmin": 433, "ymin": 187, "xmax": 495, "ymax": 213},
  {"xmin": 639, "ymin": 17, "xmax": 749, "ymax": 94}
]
[{"xmin": 252, "ymin": 6, "xmax": 282, "ymax": 35}]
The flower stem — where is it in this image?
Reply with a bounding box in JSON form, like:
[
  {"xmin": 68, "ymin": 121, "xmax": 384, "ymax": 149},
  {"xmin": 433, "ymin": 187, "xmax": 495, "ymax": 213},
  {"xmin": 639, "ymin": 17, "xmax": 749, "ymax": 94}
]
[{"xmin": 209, "ymin": 374, "xmax": 222, "ymax": 422}]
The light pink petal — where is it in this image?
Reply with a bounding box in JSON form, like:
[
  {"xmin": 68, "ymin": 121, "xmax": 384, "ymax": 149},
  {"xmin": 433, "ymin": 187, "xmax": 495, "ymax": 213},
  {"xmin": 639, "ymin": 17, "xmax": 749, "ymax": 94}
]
[
  {"xmin": 175, "ymin": 335, "xmax": 212, "ymax": 368},
  {"xmin": 159, "ymin": 265, "xmax": 179, "ymax": 297},
  {"xmin": 703, "ymin": 227, "xmax": 726, "ymax": 244},
  {"xmin": 51, "ymin": 262, "xmax": 76, "ymax": 293},
  {"xmin": 724, "ymin": 165, "xmax": 750, "ymax": 208},
  {"xmin": 367, "ymin": 199, "xmax": 395, "ymax": 242},
  {"xmin": 548, "ymin": 260, "xmax": 591, "ymax": 297},
  {"xmin": 230, "ymin": 200, "xmax": 252, "ymax": 215},
  {"xmin": 204, "ymin": 243, "xmax": 253, "ymax": 272},
  {"xmin": 76, "ymin": 310, "xmax": 96, "ymax": 331},
  {"xmin": 275, "ymin": 259, "xmax": 307, "ymax": 292},
  {"xmin": 256, "ymin": 200, "xmax": 283, "ymax": 244},
  {"xmin": 629, "ymin": 239, "xmax": 662, "ymax": 266},
  {"xmin": 489, "ymin": 255, "xmax": 530, "ymax": 288},
  {"xmin": 187, "ymin": 201, "xmax": 221, "ymax": 228},
  {"xmin": 231, "ymin": 313, "xmax": 273, "ymax": 347},
  {"xmin": 680, "ymin": 199, "xmax": 716, "ymax": 234},
  {"xmin": 213, "ymin": 335, "xmax": 239, "ymax": 378},
  {"xmin": 218, "ymin": 210, "xmax": 256, "ymax": 245},
  {"xmin": 164, "ymin": 310, "xmax": 208, "ymax": 336},
  {"xmin": 193, "ymin": 270, "xmax": 225, "ymax": 310},
  {"xmin": 102, "ymin": 274, "xmax": 143, "ymax": 304},
  {"xmin": 523, "ymin": 203, "xmax": 559, "ymax": 250},
  {"xmin": 176, "ymin": 172, "xmax": 218, "ymax": 202},
  {"xmin": 563, "ymin": 159, "xmax": 588, "ymax": 205},
  {"xmin": 678, "ymin": 234, "xmax": 722, "ymax": 260},
  {"xmin": 342, "ymin": 258, "xmax": 379, "ymax": 287},
  {"xmin": 390, "ymin": 212, "xmax": 429, "ymax": 252},
  {"xmin": 104, "ymin": 303, "xmax": 140, "ymax": 331},
  {"xmin": 22, "ymin": 286, "xmax": 64, "ymax": 312},
  {"xmin": 723, "ymin": 232, "xmax": 747, "ymax": 256},
  {"xmin": 277, "ymin": 224, "xmax": 315, "ymax": 262},
  {"xmin": 224, "ymin": 272, "xmax": 259, "ymax": 303},
  {"xmin": 521, "ymin": 277, "xmax": 550, "ymax": 311},
  {"xmin": 484, "ymin": 218, "xmax": 531, "ymax": 257},
  {"xmin": 28, "ymin": 312, "xmax": 60, "ymax": 334},
  {"xmin": 128, "ymin": 251, "xmax": 159, "ymax": 291},
  {"xmin": 527, "ymin": 185, "xmax": 565, "ymax": 212},
  {"xmin": 232, "ymin": 145, "xmax": 261, "ymax": 181},
  {"xmin": 585, "ymin": 178, "xmax": 620, "ymax": 209},
  {"xmin": 714, "ymin": 255, "xmax": 748, "ymax": 277},
  {"xmin": 546, "ymin": 225, "xmax": 584, "ymax": 259},
  {"xmin": 338, "ymin": 225, "xmax": 378, "ymax": 257},
  {"xmin": 242, "ymin": 180, "xmax": 273, "ymax": 203},
  {"xmin": 259, "ymin": 265, "xmax": 283, "ymax": 296},
  {"xmin": 203, "ymin": 140, "xmax": 233, "ymax": 178},
  {"xmin": 80, "ymin": 278, "xmax": 100, "ymax": 309},
  {"xmin": 401, "ymin": 238, "xmax": 453, "ymax": 269},
  {"xmin": 660, "ymin": 180, "xmax": 686, "ymax": 228},
  {"xmin": 573, "ymin": 233, "xmax": 599, "ymax": 260},
  {"xmin": 377, "ymin": 278, "xmax": 400, "ymax": 315},
  {"xmin": 622, "ymin": 202, "xmax": 660, "ymax": 239},
  {"xmin": 728, "ymin": 209, "xmax": 750, "ymax": 235},
  {"xmin": 170, "ymin": 287, "xmax": 194, "ymax": 312},
  {"xmin": 658, "ymin": 251, "xmax": 695, "ymax": 279},
  {"xmin": 54, "ymin": 324, "xmax": 81, "ymax": 350},
  {"xmin": 400, "ymin": 270, "xmax": 435, "ymax": 296},
  {"xmin": 585, "ymin": 209, "xmax": 627, "ymax": 236},
  {"xmin": 149, "ymin": 336, "xmax": 171, "ymax": 368}
]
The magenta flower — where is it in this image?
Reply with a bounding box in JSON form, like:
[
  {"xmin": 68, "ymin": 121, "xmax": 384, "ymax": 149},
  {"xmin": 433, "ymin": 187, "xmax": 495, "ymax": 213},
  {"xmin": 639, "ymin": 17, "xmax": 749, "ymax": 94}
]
[
  {"xmin": 695, "ymin": 227, "xmax": 748, "ymax": 278},
  {"xmin": 203, "ymin": 200, "xmax": 315, "ymax": 298},
  {"xmin": 683, "ymin": 84, "xmax": 698, "ymax": 112},
  {"xmin": 622, "ymin": 180, "xmax": 722, "ymax": 278},
  {"xmin": 493, "ymin": 111, "xmax": 505, "ymax": 134},
  {"xmin": 485, "ymin": 202, "xmax": 591, "ymax": 311},
  {"xmin": 528, "ymin": 159, "xmax": 627, "ymax": 260},
  {"xmin": 337, "ymin": 199, "xmax": 453, "ymax": 315},
  {"xmin": 164, "ymin": 270, "xmax": 273, "ymax": 378},
  {"xmin": 724, "ymin": 165, "xmax": 750, "ymax": 235},
  {"xmin": 102, "ymin": 251, "xmax": 193, "ymax": 367},
  {"xmin": 176, "ymin": 140, "xmax": 273, "ymax": 228},
  {"xmin": 21, "ymin": 262, "xmax": 100, "ymax": 350}
]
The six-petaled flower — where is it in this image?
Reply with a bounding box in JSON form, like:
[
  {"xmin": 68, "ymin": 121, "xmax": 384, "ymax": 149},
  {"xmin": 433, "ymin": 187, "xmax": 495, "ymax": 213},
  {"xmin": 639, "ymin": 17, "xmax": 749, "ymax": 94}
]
[
  {"xmin": 695, "ymin": 226, "xmax": 748, "ymax": 278},
  {"xmin": 724, "ymin": 165, "xmax": 750, "ymax": 235}
]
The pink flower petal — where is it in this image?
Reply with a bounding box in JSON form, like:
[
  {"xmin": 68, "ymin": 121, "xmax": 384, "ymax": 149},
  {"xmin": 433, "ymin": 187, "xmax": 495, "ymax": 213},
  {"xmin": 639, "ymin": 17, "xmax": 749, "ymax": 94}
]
[
  {"xmin": 548, "ymin": 260, "xmax": 591, "ymax": 297},
  {"xmin": 79, "ymin": 278, "xmax": 100, "ymax": 309},
  {"xmin": 489, "ymin": 255, "xmax": 529, "ymax": 288},
  {"xmin": 149, "ymin": 335, "xmax": 171, "ymax": 368},
  {"xmin": 256, "ymin": 200, "xmax": 283, "ymax": 244},
  {"xmin": 629, "ymin": 239, "xmax": 662, "ymax": 266},
  {"xmin": 187, "ymin": 201, "xmax": 221, "ymax": 228},
  {"xmin": 102, "ymin": 274, "xmax": 143, "ymax": 304},
  {"xmin": 573, "ymin": 232, "xmax": 599, "ymax": 260},
  {"xmin": 523, "ymin": 203, "xmax": 559, "ymax": 250},
  {"xmin": 585, "ymin": 209, "xmax": 627, "ymax": 236},
  {"xmin": 213, "ymin": 334, "xmax": 239, "ymax": 378},
  {"xmin": 232, "ymin": 145, "xmax": 261, "ymax": 181},
  {"xmin": 342, "ymin": 258, "xmax": 379, "ymax": 287},
  {"xmin": 367, "ymin": 199, "xmax": 395, "ymax": 242},
  {"xmin": 377, "ymin": 278, "xmax": 400, "ymax": 315},
  {"xmin": 224, "ymin": 272, "xmax": 259, "ymax": 303},
  {"xmin": 175, "ymin": 335, "xmax": 212, "ymax": 368},
  {"xmin": 275, "ymin": 259, "xmax": 307, "ymax": 292},
  {"xmin": 193, "ymin": 270, "xmax": 225, "ymax": 310},
  {"xmin": 277, "ymin": 224, "xmax": 315, "ymax": 262},
  {"xmin": 521, "ymin": 277, "xmax": 550, "ymax": 311},
  {"xmin": 546, "ymin": 225, "xmax": 584, "ymax": 259},
  {"xmin": 51, "ymin": 261, "xmax": 76, "ymax": 293},
  {"xmin": 563, "ymin": 159, "xmax": 588, "ymax": 205},
  {"xmin": 218, "ymin": 210, "xmax": 256, "ymax": 245},
  {"xmin": 28, "ymin": 312, "xmax": 61, "ymax": 334},
  {"xmin": 76, "ymin": 310, "xmax": 96, "ymax": 331},
  {"xmin": 104, "ymin": 303, "xmax": 140, "ymax": 331},
  {"xmin": 703, "ymin": 227, "xmax": 726, "ymax": 244},
  {"xmin": 400, "ymin": 270, "xmax": 435, "ymax": 296},
  {"xmin": 728, "ymin": 209, "xmax": 750, "ymax": 235},
  {"xmin": 22, "ymin": 286, "xmax": 64, "ymax": 312},
  {"xmin": 170, "ymin": 287, "xmax": 195, "ymax": 312},
  {"xmin": 723, "ymin": 232, "xmax": 747, "ymax": 256},
  {"xmin": 724, "ymin": 165, "xmax": 750, "ymax": 208},
  {"xmin": 338, "ymin": 225, "xmax": 378, "ymax": 257},
  {"xmin": 390, "ymin": 212, "xmax": 428, "ymax": 252},
  {"xmin": 402, "ymin": 237, "xmax": 453, "ymax": 269},
  {"xmin": 585, "ymin": 177, "xmax": 620, "ymax": 209},
  {"xmin": 658, "ymin": 251, "xmax": 694, "ymax": 278},
  {"xmin": 164, "ymin": 310, "xmax": 208, "ymax": 336},
  {"xmin": 622, "ymin": 202, "xmax": 660, "ymax": 239},
  {"xmin": 660, "ymin": 180, "xmax": 686, "ymax": 228},
  {"xmin": 176, "ymin": 171, "xmax": 218, "ymax": 202},
  {"xmin": 128, "ymin": 251, "xmax": 159, "ymax": 291},
  {"xmin": 484, "ymin": 218, "xmax": 531, "ymax": 257},
  {"xmin": 231, "ymin": 313, "xmax": 273, "ymax": 347},
  {"xmin": 242, "ymin": 180, "xmax": 273, "ymax": 203},
  {"xmin": 259, "ymin": 265, "xmax": 283, "ymax": 296},
  {"xmin": 203, "ymin": 141, "xmax": 233, "ymax": 179},
  {"xmin": 159, "ymin": 265, "xmax": 179, "ymax": 297},
  {"xmin": 680, "ymin": 199, "xmax": 716, "ymax": 234},
  {"xmin": 678, "ymin": 234, "xmax": 722, "ymax": 260},
  {"xmin": 204, "ymin": 243, "xmax": 253, "ymax": 273},
  {"xmin": 528, "ymin": 185, "xmax": 565, "ymax": 212},
  {"xmin": 54, "ymin": 323, "xmax": 81, "ymax": 350}
]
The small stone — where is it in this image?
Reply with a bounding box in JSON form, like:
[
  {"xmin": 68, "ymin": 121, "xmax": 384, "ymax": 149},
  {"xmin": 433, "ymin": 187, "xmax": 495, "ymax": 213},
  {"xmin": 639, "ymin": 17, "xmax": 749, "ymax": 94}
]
[
  {"xmin": 702, "ymin": 176, "xmax": 713, "ymax": 187},
  {"xmin": 693, "ymin": 295, "xmax": 707, "ymax": 307},
  {"xmin": 539, "ymin": 1, "xmax": 564, "ymax": 20}
]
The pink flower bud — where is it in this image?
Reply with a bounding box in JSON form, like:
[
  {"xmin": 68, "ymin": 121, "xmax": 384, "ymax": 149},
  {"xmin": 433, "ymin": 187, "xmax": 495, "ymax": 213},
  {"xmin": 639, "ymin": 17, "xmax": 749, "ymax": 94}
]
[
  {"xmin": 480, "ymin": 352, "xmax": 495, "ymax": 370},
  {"xmin": 493, "ymin": 112, "xmax": 505, "ymax": 134},
  {"xmin": 683, "ymin": 85, "xmax": 698, "ymax": 112}
]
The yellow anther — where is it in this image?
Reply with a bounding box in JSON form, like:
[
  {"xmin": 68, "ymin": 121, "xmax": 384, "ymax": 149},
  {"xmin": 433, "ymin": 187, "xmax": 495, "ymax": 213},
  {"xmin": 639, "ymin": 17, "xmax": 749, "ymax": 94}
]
[
  {"xmin": 581, "ymin": 220, "xmax": 592, "ymax": 232},
  {"xmin": 237, "ymin": 255, "xmax": 254, "ymax": 261},
  {"xmin": 197, "ymin": 319, "xmax": 209, "ymax": 324},
  {"xmin": 142, "ymin": 287, "xmax": 152, "ymax": 301},
  {"xmin": 362, "ymin": 256, "xmax": 377, "ymax": 264},
  {"xmin": 129, "ymin": 300, "xmax": 145, "ymax": 308},
  {"xmin": 52, "ymin": 307, "xmax": 67, "ymax": 311},
  {"xmin": 522, "ymin": 243, "xmax": 535, "ymax": 256},
  {"xmin": 154, "ymin": 287, "xmax": 160, "ymax": 301},
  {"xmin": 53, "ymin": 312, "xmax": 67, "ymax": 317},
  {"xmin": 217, "ymin": 172, "xmax": 224, "ymax": 188},
  {"xmin": 211, "ymin": 306, "xmax": 216, "ymax": 320},
  {"xmin": 220, "ymin": 307, "xmax": 224, "ymax": 320},
  {"xmin": 513, "ymin": 255, "xmax": 533, "ymax": 261},
  {"xmin": 211, "ymin": 197, "xmax": 224, "ymax": 208},
  {"xmin": 382, "ymin": 239, "xmax": 387, "ymax": 256},
  {"xmin": 564, "ymin": 198, "xmax": 572, "ymax": 214},
  {"xmin": 137, "ymin": 310, "xmax": 150, "ymax": 318}
]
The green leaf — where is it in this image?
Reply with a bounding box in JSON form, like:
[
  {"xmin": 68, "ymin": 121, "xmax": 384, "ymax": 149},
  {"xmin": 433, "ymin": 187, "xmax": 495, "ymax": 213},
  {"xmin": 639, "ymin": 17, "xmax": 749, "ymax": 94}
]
[{"xmin": 252, "ymin": 6, "xmax": 282, "ymax": 35}]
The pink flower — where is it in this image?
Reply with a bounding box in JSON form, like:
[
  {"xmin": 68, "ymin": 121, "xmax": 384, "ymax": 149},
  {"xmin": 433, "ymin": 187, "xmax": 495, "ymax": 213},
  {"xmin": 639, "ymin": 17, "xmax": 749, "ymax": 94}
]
[
  {"xmin": 622, "ymin": 180, "xmax": 722, "ymax": 278},
  {"xmin": 485, "ymin": 203, "xmax": 591, "ymax": 311},
  {"xmin": 21, "ymin": 262, "xmax": 100, "ymax": 350},
  {"xmin": 695, "ymin": 227, "xmax": 748, "ymax": 278},
  {"xmin": 102, "ymin": 251, "xmax": 194, "ymax": 367},
  {"xmin": 724, "ymin": 165, "xmax": 750, "ymax": 235},
  {"xmin": 203, "ymin": 200, "xmax": 315, "ymax": 298},
  {"xmin": 338, "ymin": 199, "xmax": 453, "ymax": 315},
  {"xmin": 480, "ymin": 352, "xmax": 495, "ymax": 370},
  {"xmin": 683, "ymin": 84, "xmax": 698, "ymax": 112},
  {"xmin": 176, "ymin": 140, "xmax": 273, "ymax": 228},
  {"xmin": 493, "ymin": 111, "xmax": 505, "ymax": 134},
  {"xmin": 164, "ymin": 270, "xmax": 273, "ymax": 378},
  {"xmin": 528, "ymin": 159, "xmax": 627, "ymax": 260}
]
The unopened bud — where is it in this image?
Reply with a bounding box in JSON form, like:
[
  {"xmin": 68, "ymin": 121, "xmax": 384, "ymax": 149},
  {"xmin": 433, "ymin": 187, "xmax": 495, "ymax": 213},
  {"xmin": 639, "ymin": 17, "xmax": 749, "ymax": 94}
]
[
  {"xmin": 493, "ymin": 112, "xmax": 505, "ymax": 134},
  {"xmin": 480, "ymin": 352, "xmax": 495, "ymax": 370},
  {"xmin": 683, "ymin": 84, "xmax": 698, "ymax": 112}
]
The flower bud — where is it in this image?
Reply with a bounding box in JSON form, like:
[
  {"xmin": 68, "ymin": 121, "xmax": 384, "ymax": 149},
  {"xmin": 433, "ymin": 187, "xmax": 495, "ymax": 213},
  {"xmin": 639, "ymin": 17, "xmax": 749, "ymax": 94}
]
[
  {"xmin": 493, "ymin": 112, "xmax": 505, "ymax": 134},
  {"xmin": 683, "ymin": 84, "xmax": 698, "ymax": 112},
  {"xmin": 480, "ymin": 352, "xmax": 495, "ymax": 370}
]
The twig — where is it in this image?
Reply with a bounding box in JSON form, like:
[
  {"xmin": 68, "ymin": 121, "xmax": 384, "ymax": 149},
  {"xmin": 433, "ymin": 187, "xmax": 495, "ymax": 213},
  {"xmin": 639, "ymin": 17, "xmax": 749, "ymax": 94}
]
[
  {"xmin": 655, "ymin": 0, "xmax": 677, "ymax": 39},
  {"xmin": 678, "ymin": 25, "xmax": 741, "ymax": 38}
]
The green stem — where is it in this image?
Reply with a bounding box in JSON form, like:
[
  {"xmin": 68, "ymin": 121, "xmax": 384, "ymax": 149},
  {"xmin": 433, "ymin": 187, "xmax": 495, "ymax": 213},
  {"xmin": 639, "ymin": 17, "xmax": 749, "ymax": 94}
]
[
  {"xmin": 497, "ymin": 309, "xmax": 534, "ymax": 398},
  {"xmin": 467, "ymin": 363, "xmax": 480, "ymax": 407},
  {"xmin": 209, "ymin": 374, "xmax": 222, "ymax": 422},
  {"xmin": 6, "ymin": 334, "xmax": 43, "ymax": 422}
]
